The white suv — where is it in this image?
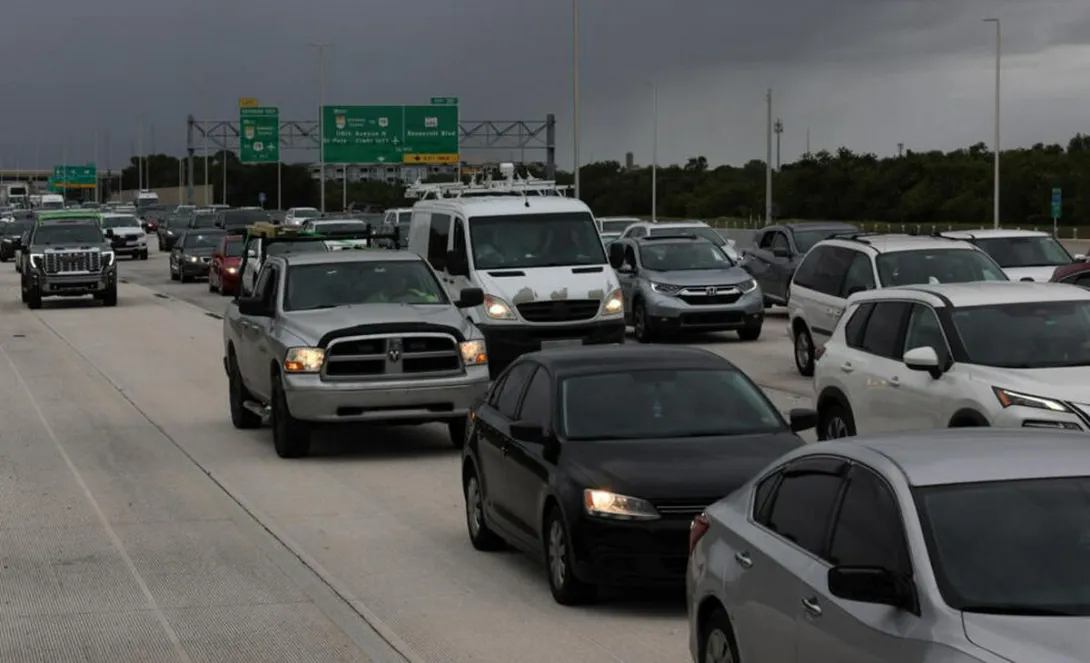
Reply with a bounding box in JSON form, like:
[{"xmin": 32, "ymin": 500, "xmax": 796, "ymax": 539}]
[
  {"xmin": 939, "ymin": 228, "xmax": 1076, "ymax": 282},
  {"xmin": 814, "ymin": 281, "xmax": 1090, "ymax": 440},
  {"xmin": 787, "ymin": 233, "xmax": 1007, "ymax": 376}
]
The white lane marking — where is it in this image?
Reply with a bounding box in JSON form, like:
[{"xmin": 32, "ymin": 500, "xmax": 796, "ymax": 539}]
[{"xmin": 0, "ymin": 343, "xmax": 194, "ymax": 663}]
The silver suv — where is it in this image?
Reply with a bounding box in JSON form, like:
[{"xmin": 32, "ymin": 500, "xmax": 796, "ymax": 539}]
[{"xmin": 609, "ymin": 235, "xmax": 763, "ymax": 342}]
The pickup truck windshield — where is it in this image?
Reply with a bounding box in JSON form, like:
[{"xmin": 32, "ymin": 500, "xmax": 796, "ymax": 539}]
[
  {"xmin": 469, "ymin": 212, "xmax": 605, "ymax": 270},
  {"xmin": 33, "ymin": 224, "xmax": 103, "ymax": 245},
  {"xmin": 284, "ymin": 260, "xmax": 448, "ymax": 311}
]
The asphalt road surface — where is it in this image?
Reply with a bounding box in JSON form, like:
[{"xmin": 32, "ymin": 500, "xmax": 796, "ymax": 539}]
[{"xmin": 3, "ymin": 244, "xmax": 814, "ymax": 663}]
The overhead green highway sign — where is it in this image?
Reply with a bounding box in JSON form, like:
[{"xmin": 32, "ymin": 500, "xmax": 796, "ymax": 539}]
[
  {"xmin": 321, "ymin": 103, "xmax": 460, "ymax": 164},
  {"xmin": 239, "ymin": 106, "xmax": 280, "ymax": 164},
  {"xmin": 52, "ymin": 165, "xmax": 96, "ymax": 189}
]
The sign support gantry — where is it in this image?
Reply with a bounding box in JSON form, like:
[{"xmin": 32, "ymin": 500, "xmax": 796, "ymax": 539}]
[{"xmin": 184, "ymin": 114, "xmax": 557, "ymax": 205}]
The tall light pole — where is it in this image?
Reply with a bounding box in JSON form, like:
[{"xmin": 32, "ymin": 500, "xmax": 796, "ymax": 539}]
[
  {"xmin": 137, "ymin": 113, "xmax": 144, "ymax": 193},
  {"xmin": 765, "ymin": 89, "xmax": 773, "ymax": 224},
  {"xmin": 773, "ymin": 118, "xmax": 783, "ymax": 170},
  {"xmin": 572, "ymin": 0, "xmax": 580, "ymax": 199},
  {"xmin": 649, "ymin": 81, "xmax": 658, "ymax": 222},
  {"xmin": 310, "ymin": 42, "xmax": 330, "ymax": 213},
  {"xmin": 984, "ymin": 17, "xmax": 1001, "ymax": 229}
]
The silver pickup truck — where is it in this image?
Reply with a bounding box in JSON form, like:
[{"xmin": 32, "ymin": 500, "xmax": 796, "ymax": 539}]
[{"xmin": 222, "ymin": 246, "xmax": 490, "ymax": 459}]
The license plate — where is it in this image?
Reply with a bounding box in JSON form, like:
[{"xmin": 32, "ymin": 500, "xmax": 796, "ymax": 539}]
[{"xmin": 541, "ymin": 339, "xmax": 582, "ymax": 349}]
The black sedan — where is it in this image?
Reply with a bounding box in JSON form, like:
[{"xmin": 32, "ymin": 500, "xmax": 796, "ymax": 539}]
[
  {"xmin": 461, "ymin": 344, "xmax": 815, "ymax": 605},
  {"xmin": 170, "ymin": 229, "xmax": 226, "ymax": 282}
]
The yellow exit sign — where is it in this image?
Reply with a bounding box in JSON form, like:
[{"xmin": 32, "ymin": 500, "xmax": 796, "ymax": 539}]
[
  {"xmin": 402, "ymin": 153, "xmax": 459, "ymax": 165},
  {"xmin": 238, "ymin": 97, "xmax": 260, "ymax": 108}
]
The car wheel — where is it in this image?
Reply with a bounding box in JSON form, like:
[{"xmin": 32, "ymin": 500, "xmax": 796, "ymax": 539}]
[
  {"xmin": 699, "ymin": 608, "xmax": 740, "ymax": 663},
  {"xmin": 737, "ymin": 324, "xmax": 762, "ymax": 341},
  {"xmin": 818, "ymin": 401, "xmax": 856, "ymax": 440},
  {"xmin": 170, "ymin": 263, "xmax": 179, "ymax": 281},
  {"xmin": 633, "ymin": 299, "xmax": 656, "ymax": 343},
  {"xmin": 793, "ymin": 325, "xmax": 815, "ymax": 376},
  {"xmin": 448, "ymin": 418, "xmax": 467, "ymax": 449},
  {"xmin": 464, "ymin": 469, "xmax": 505, "ymax": 551},
  {"xmin": 228, "ymin": 353, "xmax": 262, "ymax": 429},
  {"xmin": 101, "ymin": 282, "xmax": 118, "ymax": 307},
  {"xmin": 180, "ymin": 269, "xmax": 193, "ymax": 283},
  {"xmin": 544, "ymin": 507, "xmax": 595, "ymax": 605},
  {"xmin": 271, "ymin": 375, "xmax": 310, "ymax": 458},
  {"xmin": 140, "ymin": 250, "xmax": 149, "ymax": 260}
]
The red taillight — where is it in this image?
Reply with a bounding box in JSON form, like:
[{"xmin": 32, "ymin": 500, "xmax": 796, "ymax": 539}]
[{"xmin": 689, "ymin": 513, "xmax": 710, "ymax": 554}]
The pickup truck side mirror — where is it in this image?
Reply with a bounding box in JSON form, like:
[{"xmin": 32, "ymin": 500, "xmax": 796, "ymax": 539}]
[
  {"xmin": 237, "ymin": 296, "xmax": 271, "ymax": 317},
  {"xmin": 104, "ymin": 229, "xmax": 114, "ymax": 238}
]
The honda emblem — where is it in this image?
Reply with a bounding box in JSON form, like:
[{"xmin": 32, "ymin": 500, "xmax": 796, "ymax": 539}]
[{"xmin": 705, "ymin": 286, "xmax": 717, "ymax": 296}]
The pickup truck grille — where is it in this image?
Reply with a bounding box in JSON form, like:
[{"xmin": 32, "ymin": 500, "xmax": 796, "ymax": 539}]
[
  {"xmin": 324, "ymin": 334, "xmax": 461, "ymax": 378},
  {"xmin": 44, "ymin": 251, "xmax": 101, "ymax": 274},
  {"xmin": 517, "ymin": 299, "xmax": 599, "ymax": 323}
]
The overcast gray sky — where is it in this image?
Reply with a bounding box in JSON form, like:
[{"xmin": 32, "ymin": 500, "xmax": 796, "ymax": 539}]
[{"xmin": 0, "ymin": 0, "xmax": 1085, "ymax": 170}]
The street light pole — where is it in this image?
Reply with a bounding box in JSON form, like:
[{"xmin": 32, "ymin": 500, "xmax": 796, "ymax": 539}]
[
  {"xmin": 309, "ymin": 42, "xmax": 330, "ymax": 213},
  {"xmin": 650, "ymin": 82, "xmax": 658, "ymax": 223},
  {"xmin": 572, "ymin": 0, "xmax": 580, "ymax": 199},
  {"xmin": 765, "ymin": 89, "xmax": 773, "ymax": 224},
  {"xmin": 773, "ymin": 118, "xmax": 783, "ymax": 170},
  {"xmin": 984, "ymin": 17, "xmax": 1001, "ymax": 229}
]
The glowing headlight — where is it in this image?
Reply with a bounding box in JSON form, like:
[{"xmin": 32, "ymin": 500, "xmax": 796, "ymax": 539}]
[
  {"xmin": 226, "ymin": 267, "xmax": 238, "ymax": 274},
  {"xmin": 29, "ymin": 253, "xmax": 42, "ymax": 269},
  {"xmin": 583, "ymin": 489, "xmax": 659, "ymax": 521},
  {"xmin": 101, "ymin": 251, "xmax": 114, "ymax": 267},
  {"xmin": 483, "ymin": 294, "xmax": 516, "ymax": 320},
  {"xmin": 993, "ymin": 387, "xmax": 1069, "ymax": 412},
  {"xmin": 602, "ymin": 288, "xmax": 624, "ymax": 314},
  {"xmin": 738, "ymin": 278, "xmax": 758, "ymax": 294},
  {"xmin": 187, "ymin": 256, "xmax": 199, "ymax": 263},
  {"xmin": 650, "ymin": 282, "xmax": 680, "ymax": 295},
  {"xmin": 283, "ymin": 347, "xmax": 325, "ymax": 373},
  {"xmin": 459, "ymin": 340, "xmax": 488, "ymax": 366}
]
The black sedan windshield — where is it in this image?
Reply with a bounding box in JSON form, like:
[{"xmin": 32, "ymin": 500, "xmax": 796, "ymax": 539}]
[
  {"xmin": 876, "ymin": 250, "xmax": 1008, "ymax": 286},
  {"xmin": 285, "ymin": 260, "xmax": 447, "ymax": 311},
  {"xmin": 973, "ymin": 236, "xmax": 1073, "ymax": 268},
  {"xmin": 470, "ymin": 212, "xmax": 606, "ymax": 270},
  {"xmin": 916, "ymin": 477, "xmax": 1090, "ymax": 616},
  {"xmin": 951, "ymin": 300, "xmax": 1090, "ymax": 368},
  {"xmin": 33, "ymin": 224, "xmax": 103, "ymax": 245},
  {"xmin": 560, "ymin": 368, "xmax": 784, "ymax": 440},
  {"xmin": 639, "ymin": 242, "xmax": 734, "ymax": 270},
  {"xmin": 183, "ymin": 232, "xmax": 225, "ymax": 249}
]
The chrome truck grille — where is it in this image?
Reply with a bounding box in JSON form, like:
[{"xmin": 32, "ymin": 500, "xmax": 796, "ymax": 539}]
[
  {"xmin": 322, "ymin": 333, "xmax": 461, "ymax": 378},
  {"xmin": 44, "ymin": 250, "xmax": 102, "ymax": 274}
]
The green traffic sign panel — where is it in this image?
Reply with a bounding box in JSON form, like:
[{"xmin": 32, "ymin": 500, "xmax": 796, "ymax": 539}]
[
  {"xmin": 321, "ymin": 104, "xmax": 460, "ymax": 164},
  {"xmin": 1051, "ymin": 187, "xmax": 1062, "ymax": 218},
  {"xmin": 430, "ymin": 97, "xmax": 458, "ymax": 105},
  {"xmin": 52, "ymin": 165, "xmax": 96, "ymax": 188},
  {"xmin": 239, "ymin": 107, "xmax": 280, "ymax": 164}
]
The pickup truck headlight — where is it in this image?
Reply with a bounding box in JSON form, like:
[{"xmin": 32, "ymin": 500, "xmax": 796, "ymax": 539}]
[
  {"xmin": 29, "ymin": 253, "xmax": 42, "ymax": 269},
  {"xmin": 459, "ymin": 340, "xmax": 488, "ymax": 366},
  {"xmin": 284, "ymin": 347, "xmax": 325, "ymax": 373},
  {"xmin": 483, "ymin": 294, "xmax": 516, "ymax": 320},
  {"xmin": 583, "ymin": 489, "xmax": 660, "ymax": 521},
  {"xmin": 101, "ymin": 250, "xmax": 114, "ymax": 267},
  {"xmin": 602, "ymin": 288, "xmax": 624, "ymax": 315}
]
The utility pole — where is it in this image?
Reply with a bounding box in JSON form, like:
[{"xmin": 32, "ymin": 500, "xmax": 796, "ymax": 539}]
[
  {"xmin": 773, "ymin": 118, "xmax": 783, "ymax": 170},
  {"xmin": 222, "ymin": 126, "xmax": 228, "ymax": 205},
  {"xmin": 148, "ymin": 123, "xmax": 155, "ymax": 188},
  {"xmin": 806, "ymin": 127, "xmax": 811, "ymax": 157},
  {"xmin": 897, "ymin": 142, "xmax": 904, "ymax": 158},
  {"xmin": 309, "ymin": 42, "xmax": 330, "ymax": 213},
  {"xmin": 764, "ymin": 89, "xmax": 773, "ymax": 225},
  {"xmin": 93, "ymin": 130, "xmax": 99, "ymax": 203},
  {"xmin": 984, "ymin": 17, "xmax": 1001, "ymax": 229},
  {"xmin": 137, "ymin": 114, "xmax": 144, "ymax": 192},
  {"xmin": 203, "ymin": 90, "xmax": 210, "ymax": 206},
  {"xmin": 572, "ymin": 0, "xmax": 581, "ymax": 199},
  {"xmin": 650, "ymin": 81, "xmax": 658, "ymax": 223}
]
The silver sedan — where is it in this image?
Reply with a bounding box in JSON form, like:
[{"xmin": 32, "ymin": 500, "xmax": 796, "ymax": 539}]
[{"xmin": 687, "ymin": 428, "xmax": 1090, "ymax": 663}]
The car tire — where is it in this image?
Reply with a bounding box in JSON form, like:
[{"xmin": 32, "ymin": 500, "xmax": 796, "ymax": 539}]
[
  {"xmin": 818, "ymin": 401, "xmax": 856, "ymax": 440},
  {"xmin": 448, "ymin": 418, "xmax": 467, "ymax": 449},
  {"xmin": 25, "ymin": 285, "xmax": 41, "ymax": 309},
  {"xmin": 699, "ymin": 607, "xmax": 740, "ymax": 663},
  {"xmin": 737, "ymin": 324, "xmax": 762, "ymax": 341},
  {"xmin": 140, "ymin": 250, "xmax": 149, "ymax": 260},
  {"xmin": 170, "ymin": 264, "xmax": 179, "ymax": 281},
  {"xmin": 180, "ymin": 270, "xmax": 193, "ymax": 283},
  {"xmin": 464, "ymin": 469, "xmax": 505, "ymax": 551},
  {"xmin": 633, "ymin": 299, "xmax": 656, "ymax": 343},
  {"xmin": 228, "ymin": 353, "xmax": 262, "ymax": 430},
  {"xmin": 271, "ymin": 375, "xmax": 310, "ymax": 458},
  {"xmin": 793, "ymin": 325, "xmax": 815, "ymax": 377},
  {"xmin": 101, "ymin": 282, "xmax": 118, "ymax": 307},
  {"xmin": 544, "ymin": 507, "xmax": 596, "ymax": 605}
]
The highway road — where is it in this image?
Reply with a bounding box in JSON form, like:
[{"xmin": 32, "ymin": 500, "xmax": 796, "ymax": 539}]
[{"xmin": 3, "ymin": 245, "xmax": 814, "ymax": 662}]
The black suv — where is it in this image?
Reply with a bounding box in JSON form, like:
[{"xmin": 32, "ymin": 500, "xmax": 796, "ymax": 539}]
[{"xmin": 21, "ymin": 221, "xmax": 118, "ymax": 309}]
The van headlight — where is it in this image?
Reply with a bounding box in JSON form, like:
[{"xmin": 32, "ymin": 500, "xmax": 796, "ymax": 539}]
[
  {"xmin": 460, "ymin": 340, "xmax": 488, "ymax": 365},
  {"xmin": 602, "ymin": 288, "xmax": 624, "ymax": 315},
  {"xmin": 284, "ymin": 347, "xmax": 325, "ymax": 373},
  {"xmin": 483, "ymin": 295, "xmax": 516, "ymax": 320}
]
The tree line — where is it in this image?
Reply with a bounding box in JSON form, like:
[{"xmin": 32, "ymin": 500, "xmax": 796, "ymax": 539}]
[{"xmin": 119, "ymin": 133, "xmax": 1090, "ymax": 224}]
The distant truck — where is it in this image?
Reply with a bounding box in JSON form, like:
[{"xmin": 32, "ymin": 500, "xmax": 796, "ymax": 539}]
[{"xmin": 0, "ymin": 182, "xmax": 30, "ymax": 206}]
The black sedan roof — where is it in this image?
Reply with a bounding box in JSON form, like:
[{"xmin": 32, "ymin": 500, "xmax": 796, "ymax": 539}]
[{"xmin": 524, "ymin": 344, "xmax": 734, "ymax": 377}]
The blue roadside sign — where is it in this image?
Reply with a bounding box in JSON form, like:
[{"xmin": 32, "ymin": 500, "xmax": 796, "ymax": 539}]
[{"xmin": 1051, "ymin": 187, "xmax": 1062, "ymax": 218}]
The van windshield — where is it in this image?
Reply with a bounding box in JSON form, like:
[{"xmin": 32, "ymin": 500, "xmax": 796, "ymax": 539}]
[{"xmin": 469, "ymin": 212, "xmax": 605, "ymax": 270}]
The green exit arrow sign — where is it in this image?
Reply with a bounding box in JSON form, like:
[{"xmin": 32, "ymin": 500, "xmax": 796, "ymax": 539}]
[{"xmin": 430, "ymin": 97, "xmax": 458, "ymax": 105}]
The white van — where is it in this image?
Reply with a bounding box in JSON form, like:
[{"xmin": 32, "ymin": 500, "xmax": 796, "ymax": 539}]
[
  {"xmin": 39, "ymin": 193, "xmax": 65, "ymax": 210},
  {"xmin": 406, "ymin": 169, "xmax": 625, "ymax": 377},
  {"xmin": 135, "ymin": 191, "xmax": 159, "ymax": 210}
]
